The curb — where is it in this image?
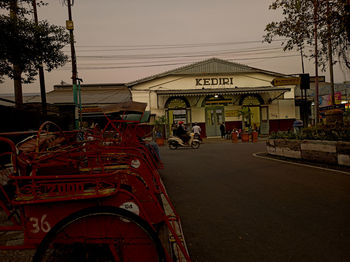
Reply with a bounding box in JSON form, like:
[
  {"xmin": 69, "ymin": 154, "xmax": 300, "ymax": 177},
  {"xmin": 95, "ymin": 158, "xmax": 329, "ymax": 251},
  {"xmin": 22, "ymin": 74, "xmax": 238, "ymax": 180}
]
[{"xmin": 253, "ymin": 152, "xmax": 350, "ymax": 175}]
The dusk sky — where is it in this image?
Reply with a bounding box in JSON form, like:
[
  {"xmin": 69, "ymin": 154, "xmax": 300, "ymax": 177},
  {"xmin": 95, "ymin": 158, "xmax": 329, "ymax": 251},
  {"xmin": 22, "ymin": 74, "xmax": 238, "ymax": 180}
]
[{"xmin": 1, "ymin": 0, "xmax": 350, "ymax": 94}]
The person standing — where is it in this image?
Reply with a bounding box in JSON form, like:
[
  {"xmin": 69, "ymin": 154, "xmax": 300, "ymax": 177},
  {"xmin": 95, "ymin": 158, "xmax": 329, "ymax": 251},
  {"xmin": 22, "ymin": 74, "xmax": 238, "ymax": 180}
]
[{"xmin": 220, "ymin": 122, "xmax": 226, "ymax": 139}]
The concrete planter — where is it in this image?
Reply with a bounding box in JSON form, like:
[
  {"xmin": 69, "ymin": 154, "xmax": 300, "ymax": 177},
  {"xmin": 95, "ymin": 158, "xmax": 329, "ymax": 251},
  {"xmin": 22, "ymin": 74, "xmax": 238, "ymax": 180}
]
[{"xmin": 267, "ymin": 139, "xmax": 350, "ymax": 167}]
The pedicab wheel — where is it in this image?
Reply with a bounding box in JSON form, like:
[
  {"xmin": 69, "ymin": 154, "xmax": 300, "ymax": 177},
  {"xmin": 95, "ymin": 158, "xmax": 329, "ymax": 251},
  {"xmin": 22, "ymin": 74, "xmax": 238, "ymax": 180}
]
[
  {"xmin": 191, "ymin": 141, "xmax": 200, "ymax": 149},
  {"xmin": 168, "ymin": 141, "xmax": 178, "ymax": 150},
  {"xmin": 33, "ymin": 206, "xmax": 166, "ymax": 262}
]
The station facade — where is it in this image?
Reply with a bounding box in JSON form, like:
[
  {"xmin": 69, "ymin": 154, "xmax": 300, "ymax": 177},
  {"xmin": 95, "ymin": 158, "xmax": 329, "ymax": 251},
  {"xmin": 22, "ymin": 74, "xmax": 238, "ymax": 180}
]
[{"xmin": 128, "ymin": 58, "xmax": 297, "ymax": 137}]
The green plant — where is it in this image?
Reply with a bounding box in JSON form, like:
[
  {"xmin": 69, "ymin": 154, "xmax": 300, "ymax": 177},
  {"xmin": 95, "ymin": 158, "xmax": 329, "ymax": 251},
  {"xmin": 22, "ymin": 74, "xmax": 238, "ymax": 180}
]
[
  {"xmin": 238, "ymin": 107, "xmax": 252, "ymax": 130},
  {"xmin": 154, "ymin": 115, "xmax": 166, "ymax": 138},
  {"xmin": 269, "ymin": 122, "xmax": 350, "ymax": 141}
]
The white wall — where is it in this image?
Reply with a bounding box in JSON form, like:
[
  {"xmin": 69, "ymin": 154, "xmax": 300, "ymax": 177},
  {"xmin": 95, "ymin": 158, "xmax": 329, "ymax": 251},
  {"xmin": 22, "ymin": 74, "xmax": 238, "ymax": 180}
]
[
  {"xmin": 131, "ymin": 90, "xmax": 150, "ymax": 109},
  {"xmin": 132, "ymin": 73, "xmax": 284, "ymax": 92},
  {"xmin": 191, "ymin": 107, "xmax": 205, "ymax": 122},
  {"xmin": 131, "ymin": 73, "xmax": 296, "ymax": 120},
  {"xmin": 278, "ymin": 99, "xmax": 296, "ymax": 119}
]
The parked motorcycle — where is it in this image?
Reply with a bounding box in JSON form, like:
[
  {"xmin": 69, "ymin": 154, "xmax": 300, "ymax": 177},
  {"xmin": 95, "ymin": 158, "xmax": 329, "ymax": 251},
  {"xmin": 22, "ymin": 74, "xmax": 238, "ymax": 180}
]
[{"xmin": 168, "ymin": 133, "xmax": 200, "ymax": 150}]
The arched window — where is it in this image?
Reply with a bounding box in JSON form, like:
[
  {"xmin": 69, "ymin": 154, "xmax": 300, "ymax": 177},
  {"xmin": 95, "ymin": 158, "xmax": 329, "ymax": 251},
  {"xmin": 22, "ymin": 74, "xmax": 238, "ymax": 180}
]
[
  {"xmin": 165, "ymin": 97, "xmax": 190, "ymax": 126},
  {"xmin": 239, "ymin": 94, "xmax": 264, "ymax": 106},
  {"xmin": 165, "ymin": 97, "xmax": 190, "ymax": 109}
]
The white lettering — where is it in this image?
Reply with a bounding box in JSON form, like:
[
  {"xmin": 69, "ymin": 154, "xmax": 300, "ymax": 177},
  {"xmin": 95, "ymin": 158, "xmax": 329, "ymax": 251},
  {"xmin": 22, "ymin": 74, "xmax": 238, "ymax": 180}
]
[{"xmin": 29, "ymin": 214, "xmax": 51, "ymax": 234}]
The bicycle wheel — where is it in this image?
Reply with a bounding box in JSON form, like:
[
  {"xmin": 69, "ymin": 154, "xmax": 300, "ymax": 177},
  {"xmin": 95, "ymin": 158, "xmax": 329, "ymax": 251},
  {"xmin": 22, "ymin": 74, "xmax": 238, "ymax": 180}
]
[{"xmin": 33, "ymin": 206, "xmax": 166, "ymax": 262}]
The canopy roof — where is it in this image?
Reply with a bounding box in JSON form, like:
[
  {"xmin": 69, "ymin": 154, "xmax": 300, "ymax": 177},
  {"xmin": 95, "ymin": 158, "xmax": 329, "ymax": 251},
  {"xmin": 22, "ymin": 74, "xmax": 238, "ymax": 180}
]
[
  {"xmin": 156, "ymin": 86, "xmax": 291, "ymax": 97},
  {"xmin": 99, "ymin": 101, "xmax": 147, "ymax": 114}
]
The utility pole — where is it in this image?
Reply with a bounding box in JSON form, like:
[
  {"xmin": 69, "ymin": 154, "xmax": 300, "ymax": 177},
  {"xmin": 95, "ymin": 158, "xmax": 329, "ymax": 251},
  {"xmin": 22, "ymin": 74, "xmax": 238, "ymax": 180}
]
[
  {"xmin": 66, "ymin": 0, "xmax": 79, "ymax": 129},
  {"xmin": 10, "ymin": 0, "xmax": 23, "ymax": 108},
  {"xmin": 300, "ymin": 48, "xmax": 305, "ymax": 74},
  {"xmin": 314, "ymin": 0, "xmax": 320, "ymax": 124},
  {"xmin": 32, "ymin": 0, "xmax": 47, "ymax": 118},
  {"xmin": 345, "ymin": 0, "xmax": 350, "ymax": 41},
  {"xmin": 300, "ymin": 47, "xmax": 309, "ymax": 126},
  {"xmin": 326, "ymin": 0, "xmax": 335, "ymax": 107}
]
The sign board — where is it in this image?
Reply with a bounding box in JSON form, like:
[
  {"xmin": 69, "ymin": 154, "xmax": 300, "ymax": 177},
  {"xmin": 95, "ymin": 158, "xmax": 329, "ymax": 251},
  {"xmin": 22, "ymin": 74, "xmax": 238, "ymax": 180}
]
[
  {"xmin": 66, "ymin": 20, "xmax": 74, "ymax": 30},
  {"xmin": 319, "ymin": 92, "xmax": 342, "ymax": 108},
  {"xmin": 310, "ymin": 76, "xmax": 325, "ymax": 83},
  {"xmin": 271, "ymin": 77, "xmax": 300, "ymax": 86},
  {"xmin": 225, "ymin": 110, "xmax": 238, "ymax": 117}
]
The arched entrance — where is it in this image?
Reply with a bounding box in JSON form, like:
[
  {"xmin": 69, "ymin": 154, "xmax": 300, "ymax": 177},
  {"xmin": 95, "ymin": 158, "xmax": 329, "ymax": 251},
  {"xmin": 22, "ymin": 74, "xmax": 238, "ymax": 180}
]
[
  {"xmin": 165, "ymin": 97, "xmax": 190, "ymax": 135},
  {"xmin": 239, "ymin": 95, "xmax": 264, "ymax": 131}
]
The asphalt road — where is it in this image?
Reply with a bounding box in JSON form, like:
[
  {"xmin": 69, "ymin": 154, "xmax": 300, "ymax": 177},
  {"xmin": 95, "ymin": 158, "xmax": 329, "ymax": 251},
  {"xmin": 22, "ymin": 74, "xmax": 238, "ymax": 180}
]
[{"xmin": 159, "ymin": 141, "xmax": 350, "ymax": 262}]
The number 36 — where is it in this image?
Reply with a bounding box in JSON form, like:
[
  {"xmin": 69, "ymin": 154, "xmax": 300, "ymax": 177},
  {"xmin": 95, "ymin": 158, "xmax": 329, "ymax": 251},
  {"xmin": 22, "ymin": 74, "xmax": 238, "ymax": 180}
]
[{"xmin": 30, "ymin": 214, "xmax": 51, "ymax": 233}]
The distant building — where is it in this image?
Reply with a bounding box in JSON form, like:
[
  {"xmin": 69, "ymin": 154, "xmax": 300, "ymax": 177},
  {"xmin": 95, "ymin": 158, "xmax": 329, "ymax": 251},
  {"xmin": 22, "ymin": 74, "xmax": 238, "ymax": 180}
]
[
  {"xmin": 29, "ymin": 83, "xmax": 132, "ymax": 127},
  {"xmin": 128, "ymin": 58, "xmax": 296, "ymax": 137},
  {"xmin": 0, "ymin": 58, "xmax": 299, "ymax": 134}
]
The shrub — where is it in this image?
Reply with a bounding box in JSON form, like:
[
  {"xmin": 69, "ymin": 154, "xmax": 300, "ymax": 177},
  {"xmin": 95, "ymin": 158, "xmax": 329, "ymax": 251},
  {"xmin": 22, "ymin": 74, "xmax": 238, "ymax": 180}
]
[{"xmin": 269, "ymin": 122, "xmax": 350, "ymax": 141}]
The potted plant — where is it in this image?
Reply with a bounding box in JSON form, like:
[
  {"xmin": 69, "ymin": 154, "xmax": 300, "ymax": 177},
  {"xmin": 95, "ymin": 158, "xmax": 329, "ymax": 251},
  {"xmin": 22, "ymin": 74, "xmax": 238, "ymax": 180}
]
[
  {"xmin": 154, "ymin": 115, "xmax": 166, "ymax": 146},
  {"xmin": 238, "ymin": 107, "xmax": 252, "ymax": 142}
]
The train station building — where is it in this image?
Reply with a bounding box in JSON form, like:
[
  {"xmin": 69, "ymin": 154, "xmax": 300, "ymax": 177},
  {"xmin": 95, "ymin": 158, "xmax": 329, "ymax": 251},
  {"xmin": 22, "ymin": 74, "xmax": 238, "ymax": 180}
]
[
  {"xmin": 2, "ymin": 58, "xmax": 298, "ymax": 136},
  {"xmin": 128, "ymin": 58, "xmax": 296, "ymax": 137}
]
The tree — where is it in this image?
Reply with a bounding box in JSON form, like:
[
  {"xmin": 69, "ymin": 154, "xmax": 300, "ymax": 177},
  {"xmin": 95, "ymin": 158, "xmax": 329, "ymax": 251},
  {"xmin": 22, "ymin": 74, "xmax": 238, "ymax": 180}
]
[
  {"xmin": 263, "ymin": 0, "xmax": 350, "ymax": 71},
  {"xmin": 154, "ymin": 115, "xmax": 166, "ymax": 138},
  {"xmin": 0, "ymin": 0, "xmax": 69, "ymax": 107}
]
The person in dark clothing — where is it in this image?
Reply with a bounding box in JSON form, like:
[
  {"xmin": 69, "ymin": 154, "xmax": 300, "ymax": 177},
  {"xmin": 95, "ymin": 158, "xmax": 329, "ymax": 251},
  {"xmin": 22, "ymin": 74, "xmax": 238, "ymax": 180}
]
[
  {"xmin": 220, "ymin": 122, "xmax": 226, "ymax": 139},
  {"xmin": 176, "ymin": 121, "xmax": 189, "ymax": 143}
]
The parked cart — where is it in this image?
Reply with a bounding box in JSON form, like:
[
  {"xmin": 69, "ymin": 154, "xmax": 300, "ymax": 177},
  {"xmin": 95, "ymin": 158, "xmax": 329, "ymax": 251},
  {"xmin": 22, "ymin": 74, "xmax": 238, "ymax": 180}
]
[{"xmin": 0, "ymin": 102, "xmax": 191, "ymax": 262}]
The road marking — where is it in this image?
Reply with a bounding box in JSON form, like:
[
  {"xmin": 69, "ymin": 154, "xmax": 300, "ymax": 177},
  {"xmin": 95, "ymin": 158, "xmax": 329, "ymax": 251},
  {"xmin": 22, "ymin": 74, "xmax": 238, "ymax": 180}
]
[{"xmin": 253, "ymin": 152, "xmax": 350, "ymax": 175}]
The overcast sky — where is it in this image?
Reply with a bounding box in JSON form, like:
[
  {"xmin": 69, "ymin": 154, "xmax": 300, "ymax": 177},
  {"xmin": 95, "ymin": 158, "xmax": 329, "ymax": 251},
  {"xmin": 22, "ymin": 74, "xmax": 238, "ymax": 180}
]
[{"xmin": 1, "ymin": 0, "xmax": 350, "ymax": 94}]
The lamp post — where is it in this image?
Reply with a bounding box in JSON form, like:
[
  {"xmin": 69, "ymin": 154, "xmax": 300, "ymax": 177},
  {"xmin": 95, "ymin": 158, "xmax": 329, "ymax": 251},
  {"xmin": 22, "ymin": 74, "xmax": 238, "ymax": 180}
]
[
  {"xmin": 313, "ymin": 0, "xmax": 320, "ymax": 124},
  {"xmin": 65, "ymin": 0, "xmax": 79, "ymax": 129},
  {"xmin": 326, "ymin": 0, "xmax": 335, "ymax": 107}
]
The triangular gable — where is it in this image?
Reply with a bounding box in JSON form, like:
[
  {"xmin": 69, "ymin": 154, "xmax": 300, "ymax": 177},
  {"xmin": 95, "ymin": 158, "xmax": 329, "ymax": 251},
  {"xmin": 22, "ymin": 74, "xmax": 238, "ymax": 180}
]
[{"xmin": 127, "ymin": 57, "xmax": 286, "ymax": 86}]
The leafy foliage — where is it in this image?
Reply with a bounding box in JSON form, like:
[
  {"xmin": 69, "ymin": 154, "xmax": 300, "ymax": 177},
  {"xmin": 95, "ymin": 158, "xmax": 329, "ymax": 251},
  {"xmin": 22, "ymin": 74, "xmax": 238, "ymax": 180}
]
[
  {"xmin": 270, "ymin": 122, "xmax": 350, "ymax": 141},
  {"xmin": 0, "ymin": 1, "xmax": 69, "ymax": 83},
  {"xmin": 264, "ymin": 0, "xmax": 349, "ymax": 70},
  {"xmin": 238, "ymin": 106, "xmax": 252, "ymax": 130},
  {"xmin": 154, "ymin": 115, "xmax": 166, "ymax": 138}
]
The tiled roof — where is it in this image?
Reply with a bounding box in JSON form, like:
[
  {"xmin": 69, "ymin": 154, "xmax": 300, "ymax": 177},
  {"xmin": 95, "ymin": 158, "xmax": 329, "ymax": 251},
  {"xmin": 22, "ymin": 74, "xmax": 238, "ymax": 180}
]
[
  {"xmin": 29, "ymin": 85, "xmax": 131, "ymax": 105},
  {"xmin": 127, "ymin": 58, "xmax": 286, "ymax": 86}
]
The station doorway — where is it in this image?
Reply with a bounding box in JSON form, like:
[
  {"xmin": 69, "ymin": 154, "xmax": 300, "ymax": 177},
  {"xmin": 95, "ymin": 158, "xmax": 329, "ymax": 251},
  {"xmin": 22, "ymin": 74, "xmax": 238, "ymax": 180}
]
[{"xmin": 205, "ymin": 106, "xmax": 224, "ymax": 137}]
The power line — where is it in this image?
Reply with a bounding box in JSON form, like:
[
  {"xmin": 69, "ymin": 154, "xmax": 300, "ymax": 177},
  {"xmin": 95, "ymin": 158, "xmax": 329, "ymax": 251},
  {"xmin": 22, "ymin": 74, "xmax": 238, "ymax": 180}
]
[
  {"xmin": 58, "ymin": 53, "xmax": 300, "ymax": 70},
  {"xmin": 74, "ymin": 47, "xmax": 293, "ymax": 60},
  {"xmin": 66, "ymin": 39, "xmax": 286, "ymax": 50}
]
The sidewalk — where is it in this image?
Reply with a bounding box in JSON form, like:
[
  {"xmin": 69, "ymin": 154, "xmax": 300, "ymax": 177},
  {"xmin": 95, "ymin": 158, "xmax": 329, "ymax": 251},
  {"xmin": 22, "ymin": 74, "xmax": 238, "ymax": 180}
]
[
  {"xmin": 200, "ymin": 137, "xmax": 350, "ymax": 173},
  {"xmin": 202, "ymin": 136, "xmax": 268, "ymax": 144},
  {"xmin": 255, "ymin": 152, "xmax": 350, "ymax": 174}
]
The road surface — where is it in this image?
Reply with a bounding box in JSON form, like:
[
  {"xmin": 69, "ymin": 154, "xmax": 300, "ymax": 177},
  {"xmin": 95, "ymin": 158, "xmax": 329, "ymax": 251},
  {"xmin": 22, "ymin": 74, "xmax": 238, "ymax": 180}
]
[{"xmin": 159, "ymin": 141, "xmax": 350, "ymax": 262}]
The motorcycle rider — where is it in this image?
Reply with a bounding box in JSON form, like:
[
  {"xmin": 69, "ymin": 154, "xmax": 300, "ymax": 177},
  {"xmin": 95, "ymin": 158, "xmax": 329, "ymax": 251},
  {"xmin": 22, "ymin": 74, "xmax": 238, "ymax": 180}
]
[
  {"xmin": 192, "ymin": 122, "xmax": 201, "ymax": 141},
  {"xmin": 176, "ymin": 121, "xmax": 189, "ymax": 144}
]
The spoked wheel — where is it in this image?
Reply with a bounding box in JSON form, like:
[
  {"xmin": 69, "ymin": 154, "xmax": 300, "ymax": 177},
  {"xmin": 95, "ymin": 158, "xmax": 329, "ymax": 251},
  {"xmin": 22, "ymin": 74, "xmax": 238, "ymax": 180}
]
[
  {"xmin": 33, "ymin": 206, "xmax": 166, "ymax": 262},
  {"xmin": 168, "ymin": 142, "xmax": 178, "ymax": 150},
  {"xmin": 191, "ymin": 141, "xmax": 200, "ymax": 149}
]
